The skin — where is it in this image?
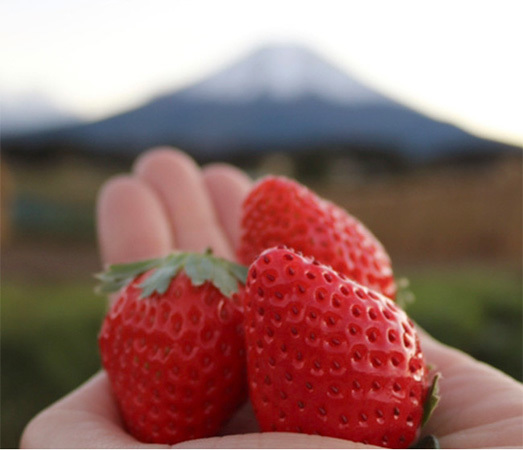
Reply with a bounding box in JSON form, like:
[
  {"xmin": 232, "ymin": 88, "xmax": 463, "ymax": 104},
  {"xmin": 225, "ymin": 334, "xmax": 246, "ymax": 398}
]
[{"xmin": 20, "ymin": 148, "xmax": 523, "ymax": 449}]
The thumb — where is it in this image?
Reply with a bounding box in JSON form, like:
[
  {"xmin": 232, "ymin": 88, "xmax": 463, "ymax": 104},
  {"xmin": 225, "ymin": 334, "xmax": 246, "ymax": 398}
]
[{"xmin": 172, "ymin": 432, "xmax": 379, "ymax": 449}]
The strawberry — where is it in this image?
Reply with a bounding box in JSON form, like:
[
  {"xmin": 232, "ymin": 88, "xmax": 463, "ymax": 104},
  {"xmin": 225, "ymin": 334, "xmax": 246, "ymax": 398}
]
[
  {"xmin": 237, "ymin": 176, "xmax": 397, "ymax": 299},
  {"xmin": 243, "ymin": 246, "xmax": 436, "ymax": 448},
  {"xmin": 97, "ymin": 251, "xmax": 248, "ymax": 444}
]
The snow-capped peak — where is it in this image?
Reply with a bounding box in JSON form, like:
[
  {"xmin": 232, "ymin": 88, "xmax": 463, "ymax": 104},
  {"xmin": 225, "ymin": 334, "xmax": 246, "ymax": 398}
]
[{"xmin": 180, "ymin": 44, "xmax": 387, "ymax": 104}]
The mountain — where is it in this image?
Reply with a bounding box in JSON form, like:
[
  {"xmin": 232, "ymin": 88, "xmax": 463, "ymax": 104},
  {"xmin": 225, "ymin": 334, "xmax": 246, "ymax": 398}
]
[
  {"xmin": 177, "ymin": 45, "xmax": 388, "ymax": 105},
  {"xmin": 4, "ymin": 44, "xmax": 517, "ymax": 162},
  {"xmin": 1, "ymin": 91, "xmax": 81, "ymax": 136}
]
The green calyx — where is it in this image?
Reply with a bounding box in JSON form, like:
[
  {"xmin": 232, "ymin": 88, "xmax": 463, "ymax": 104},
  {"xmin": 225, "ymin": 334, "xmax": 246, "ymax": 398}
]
[
  {"xmin": 95, "ymin": 249, "xmax": 248, "ymax": 299},
  {"xmin": 422, "ymin": 373, "xmax": 441, "ymax": 427},
  {"xmin": 409, "ymin": 375, "xmax": 441, "ymax": 449}
]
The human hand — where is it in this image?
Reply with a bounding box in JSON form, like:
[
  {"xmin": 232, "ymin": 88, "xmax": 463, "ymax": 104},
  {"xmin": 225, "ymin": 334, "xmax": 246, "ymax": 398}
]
[{"xmin": 21, "ymin": 148, "xmax": 523, "ymax": 448}]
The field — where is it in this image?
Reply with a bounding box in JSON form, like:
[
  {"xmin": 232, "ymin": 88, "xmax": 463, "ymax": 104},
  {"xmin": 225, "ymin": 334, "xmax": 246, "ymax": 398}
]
[
  {"xmin": 1, "ymin": 154, "xmax": 522, "ymax": 447},
  {"xmin": 311, "ymin": 156, "xmax": 522, "ymax": 265}
]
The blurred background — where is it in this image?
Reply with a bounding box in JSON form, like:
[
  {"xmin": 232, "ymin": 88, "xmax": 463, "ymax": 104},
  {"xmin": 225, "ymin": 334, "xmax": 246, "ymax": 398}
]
[{"xmin": 1, "ymin": 0, "xmax": 522, "ymax": 447}]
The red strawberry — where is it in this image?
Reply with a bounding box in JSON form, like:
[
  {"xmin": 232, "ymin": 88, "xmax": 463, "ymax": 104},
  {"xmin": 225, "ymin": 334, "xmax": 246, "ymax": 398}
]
[
  {"xmin": 238, "ymin": 176, "xmax": 396, "ymax": 299},
  {"xmin": 97, "ymin": 251, "xmax": 248, "ymax": 444},
  {"xmin": 243, "ymin": 246, "xmax": 435, "ymax": 448}
]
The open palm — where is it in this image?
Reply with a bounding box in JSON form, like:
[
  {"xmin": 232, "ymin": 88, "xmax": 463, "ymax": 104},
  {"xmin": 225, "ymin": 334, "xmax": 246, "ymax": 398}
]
[{"xmin": 21, "ymin": 148, "xmax": 523, "ymax": 448}]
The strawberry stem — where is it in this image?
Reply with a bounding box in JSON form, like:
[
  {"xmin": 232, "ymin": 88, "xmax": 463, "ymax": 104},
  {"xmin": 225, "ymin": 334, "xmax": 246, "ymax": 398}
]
[
  {"xmin": 95, "ymin": 251, "xmax": 247, "ymax": 298},
  {"xmin": 409, "ymin": 434, "xmax": 440, "ymax": 449}
]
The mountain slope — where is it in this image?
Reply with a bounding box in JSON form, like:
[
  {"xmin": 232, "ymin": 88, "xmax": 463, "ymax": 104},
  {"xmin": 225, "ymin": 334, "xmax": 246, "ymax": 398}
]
[
  {"xmin": 1, "ymin": 91, "xmax": 80, "ymax": 136},
  {"xmin": 4, "ymin": 44, "xmax": 516, "ymax": 162},
  {"xmin": 176, "ymin": 44, "xmax": 389, "ymax": 105}
]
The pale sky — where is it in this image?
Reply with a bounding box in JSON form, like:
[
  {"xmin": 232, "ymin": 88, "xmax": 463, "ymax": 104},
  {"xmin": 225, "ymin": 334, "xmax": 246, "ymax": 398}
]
[{"xmin": 1, "ymin": 0, "xmax": 522, "ymax": 146}]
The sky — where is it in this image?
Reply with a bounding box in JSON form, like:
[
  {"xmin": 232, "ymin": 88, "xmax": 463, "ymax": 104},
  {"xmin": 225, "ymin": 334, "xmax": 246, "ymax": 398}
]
[{"xmin": 1, "ymin": 0, "xmax": 522, "ymax": 146}]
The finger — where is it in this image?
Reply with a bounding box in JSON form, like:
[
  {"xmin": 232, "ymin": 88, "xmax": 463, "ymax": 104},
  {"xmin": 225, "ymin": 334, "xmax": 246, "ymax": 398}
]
[
  {"xmin": 134, "ymin": 148, "xmax": 233, "ymax": 259},
  {"xmin": 418, "ymin": 329, "xmax": 523, "ymax": 448},
  {"xmin": 21, "ymin": 372, "xmax": 168, "ymax": 449},
  {"xmin": 202, "ymin": 163, "xmax": 252, "ymax": 252},
  {"xmin": 173, "ymin": 432, "xmax": 377, "ymax": 449},
  {"xmin": 97, "ymin": 175, "xmax": 172, "ymax": 266}
]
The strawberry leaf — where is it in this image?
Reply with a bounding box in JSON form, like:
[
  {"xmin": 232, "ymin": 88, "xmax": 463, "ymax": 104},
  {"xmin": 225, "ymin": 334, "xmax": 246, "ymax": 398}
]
[
  {"xmin": 228, "ymin": 262, "xmax": 249, "ymax": 284},
  {"xmin": 184, "ymin": 253, "xmax": 214, "ymax": 286},
  {"xmin": 422, "ymin": 373, "xmax": 441, "ymax": 427},
  {"xmin": 95, "ymin": 251, "xmax": 247, "ymax": 299},
  {"xmin": 95, "ymin": 278, "xmax": 129, "ymax": 295},
  {"xmin": 138, "ymin": 253, "xmax": 186, "ymax": 298},
  {"xmin": 94, "ymin": 257, "xmax": 163, "ymax": 294},
  {"xmin": 99, "ymin": 257, "xmax": 164, "ymax": 278},
  {"xmin": 211, "ymin": 261, "xmax": 239, "ymax": 297}
]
